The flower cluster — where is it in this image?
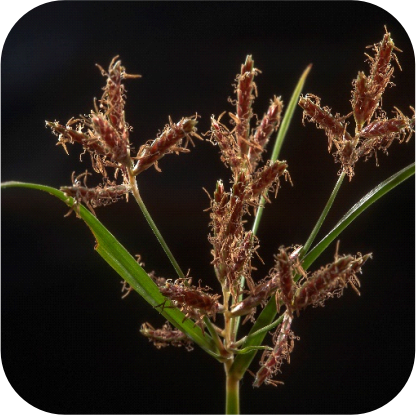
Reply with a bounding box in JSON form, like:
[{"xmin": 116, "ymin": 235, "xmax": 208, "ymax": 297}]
[
  {"xmin": 206, "ymin": 56, "xmax": 372, "ymax": 386},
  {"xmin": 299, "ymin": 28, "xmax": 414, "ymax": 178},
  {"xmin": 47, "ymin": 56, "xmax": 201, "ymax": 215},
  {"xmin": 230, "ymin": 245, "xmax": 370, "ymax": 386},
  {"xmin": 208, "ymin": 56, "xmax": 289, "ymax": 297},
  {"xmin": 45, "ymin": 46, "xmax": 407, "ymax": 389}
]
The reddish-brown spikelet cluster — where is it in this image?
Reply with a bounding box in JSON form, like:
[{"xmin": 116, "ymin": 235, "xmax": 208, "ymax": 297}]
[
  {"xmin": 247, "ymin": 247, "xmax": 370, "ymax": 386},
  {"xmin": 299, "ymin": 28, "xmax": 414, "ymax": 179},
  {"xmin": 205, "ymin": 56, "xmax": 372, "ymax": 387},
  {"xmin": 208, "ymin": 55, "xmax": 288, "ymax": 296},
  {"xmin": 140, "ymin": 322, "xmax": 194, "ymax": 351},
  {"xmin": 48, "ymin": 56, "xmax": 141, "ymax": 171},
  {"xmin": 231, "ymin": 245, "xmax": 371, "ymax": 321},
  {"xmin": 47, "ymin": 56, "xmax": 200, "ymax": 215},
  {"xmin": 352, "ymin": 31, "xmax": 399, "ymax": 130},
  {"xmin": 42, "ymin": 50, "xmax": 385, "ymax": 391}
]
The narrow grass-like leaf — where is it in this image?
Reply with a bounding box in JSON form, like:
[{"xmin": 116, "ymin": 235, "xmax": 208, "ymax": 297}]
[
  {"xmin": 252, "ymin": 64, "xmax": 312, "ymax": 235},
  {"xmin": 270, "ymin": 64, "xmax": 313, "ymax": 163},
  {"xmin": 1, "ymin": 181, "xmax": 219, "ymax": 358},
  {"xmin": 230, "ymin": 162, "xmax": 415, "ymax": 377},
  {"xmin": 299, "ymin": 172, "xmax": 345, "ymax": 260},
  {"xmin": 302, "ymin": 162, "xmax": 415, "ymax": 270}
]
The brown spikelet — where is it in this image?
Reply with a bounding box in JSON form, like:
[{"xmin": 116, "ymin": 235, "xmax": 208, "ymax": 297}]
[
  {"xmin": 96, "ymin": 56, "xmax": 141, "ymax": 135},
  {"xmin": 210, "ymin": 115, "xmax": 242, "ymax": 172},
  {"xmin": 89, "ymin": 113, "xmax": 130, "ymax": 165},
  {"xmin": 299, "ymin": 93, "xmax": 353, "ymax": 151},
  {"xmin": 352, "ymin": 29, "xmax": 399, "ymax": 130},
  {"xmin": 211, "ymin": 180, "xmax": 229, "ymax": 236},
  {"xmin": 140, "ymin": 322, "xmax": 194, "ymax": 351},
  {"xmin": 293, "ymin": 251, "xmax": 371, "ymax": 313},
  {"xmin": 158, "ymin": 278, "xmax": 223, "ymax": 324},
  {"xmin": 250, "ymin": 160, "xmax": 288, "ymax": 202},
  {"xmin": 361, "ymin": 106, "xmax": 413, "ymax": 137},
  {"xmin": 47, "ymin": 119, "xmax": 107, "ymax": 157},
  {"xmin": 60, "ymin": 171, "xmax": 129, "ymax": 216},
  {"xmin": 224, "ymin": 172, "xmax": 249, "ymax": 239},
  {"xmin": 225, "ymin": 231, "xmax": 257, "ymax": 293},
  {"xmin": 235, "ymin": 55, "xmax": 258, "ymax": 155},
  {"xmin": 248, "ymin": 96, "xmax": 283, "ymax": 168},
  {"xmin": 273, "ymin": 247, "xmax": 296, "ymax": 314},
  {"xmin": 253, "ymin": 312, "xmax": 296, "ymax": 387},
  {"xmin": 230, "ymin": 274, "xmax": 279, "ymax": 318},
  {"xmin": 133, "ymin": 116, "xmax": 200, "ymax": 175}
]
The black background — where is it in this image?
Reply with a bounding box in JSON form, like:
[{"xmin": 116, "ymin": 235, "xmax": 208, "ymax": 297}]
[{"xmin": 2, "ymin": 2, "xmax": 415, "ymax": 414}]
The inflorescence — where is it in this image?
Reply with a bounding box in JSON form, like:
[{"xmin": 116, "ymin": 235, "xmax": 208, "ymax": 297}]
[{"xmin": 46, "ymin": 28, "xmax": 413, "ymax": 387}]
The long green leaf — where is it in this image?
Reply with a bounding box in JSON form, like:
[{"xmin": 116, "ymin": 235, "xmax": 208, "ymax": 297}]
[
  {"xmin": 230, "ymin": 162, "xmax": 415, "ymax": 377},
  {"xmin": 252, "ymin": 64, "xmax": 312, "ymax": 235},
  {"xmin": 1, "ymin": 181, "xmax": 219, "ymax": 358},
  {"xmin": 299, "ymin": 172, "xmax": 345, "ymax": 260},
  {"xmin": 302, "ymin": 162, "xmax": 415, "ymax": 270}
]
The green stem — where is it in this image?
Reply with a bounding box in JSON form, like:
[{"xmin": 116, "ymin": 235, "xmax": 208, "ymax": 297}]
[
  {"xmin": 231, "ymin": 345, "xmax": 273, "ymax": 355},
  {"xmin": 128, "ymin": 170, "xmax": 186, "ymax": 280},
  {"xmin": 225, "ymin": 364, "xmax": 240, "ymax": 415},
  {"xmin": 299, "ymin": 172, "xmax": 345, "ymax": 259},
  {"xmin": 232, "ymin": 314, "xmax": 284, "ymax": 348},
  {"xmin": 204, "ymin": 316, "xmax": 226, "ymax": 358}
]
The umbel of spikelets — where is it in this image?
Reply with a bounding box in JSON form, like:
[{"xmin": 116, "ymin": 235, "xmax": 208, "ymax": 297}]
[
  {"xmin": 47, "ymin": 56, "xmax": 201, "ymax": 215},
  {"xmin": 299, "ymin": 28, "xmax": 414, "ymax": 179}
]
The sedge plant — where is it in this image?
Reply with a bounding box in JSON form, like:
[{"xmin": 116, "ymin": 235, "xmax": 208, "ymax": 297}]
[{"xmin": 2, "ymin": 28, "xmax": 414, "ymax": 414}]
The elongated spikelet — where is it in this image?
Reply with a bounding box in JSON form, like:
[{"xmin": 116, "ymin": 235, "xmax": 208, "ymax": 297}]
[
  {"xmin": 352, "ymin": 29, "xmax": 399, "ymax": 130},
  {"xmin": 249, "ymin": 96, "xmax": 283, "ymax": 168},
  {"xmin": 253, "ymin": 312, "xmax": 295, "ymax": 387},
  {"xmin": 230, "ymin": 275, "xmax": 279, "ymax": 318},
  {"xmin": 133, "ymin": 117, "xmax": 200, "ymax": 174},
  {"xmin": 299, "ymin": 93, "xmax": 353, "ymax": 150},
  {"xmin": 60, "ymin": 171, "xmax": 129, "ymax": 216},
  {"xmin": 158, "ymin": 278, "xmax": 223, "ymax": 323},
  {"xmin": 293, "ymin": 252, "xmax": 371, "ymax": 312},
  {"xmin": 250, "ymin": 160, "xmax": 288, "ymax": 201},
  {"xmin": 235, "ymin": 55, "xmax": 258, "ymax": 155},
  {"xmin": 140, "ymin": 322, "xmax": 194, "ymax": 351}
]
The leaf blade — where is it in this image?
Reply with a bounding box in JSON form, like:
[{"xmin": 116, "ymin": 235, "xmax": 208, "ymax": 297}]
[
  {"xmin": 1, "ymin": 181, "xmax": 219, "ymax": 358},
  {"xmin": 302, "ymin": 162, "xmax": 415, "ymax": 270}
]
